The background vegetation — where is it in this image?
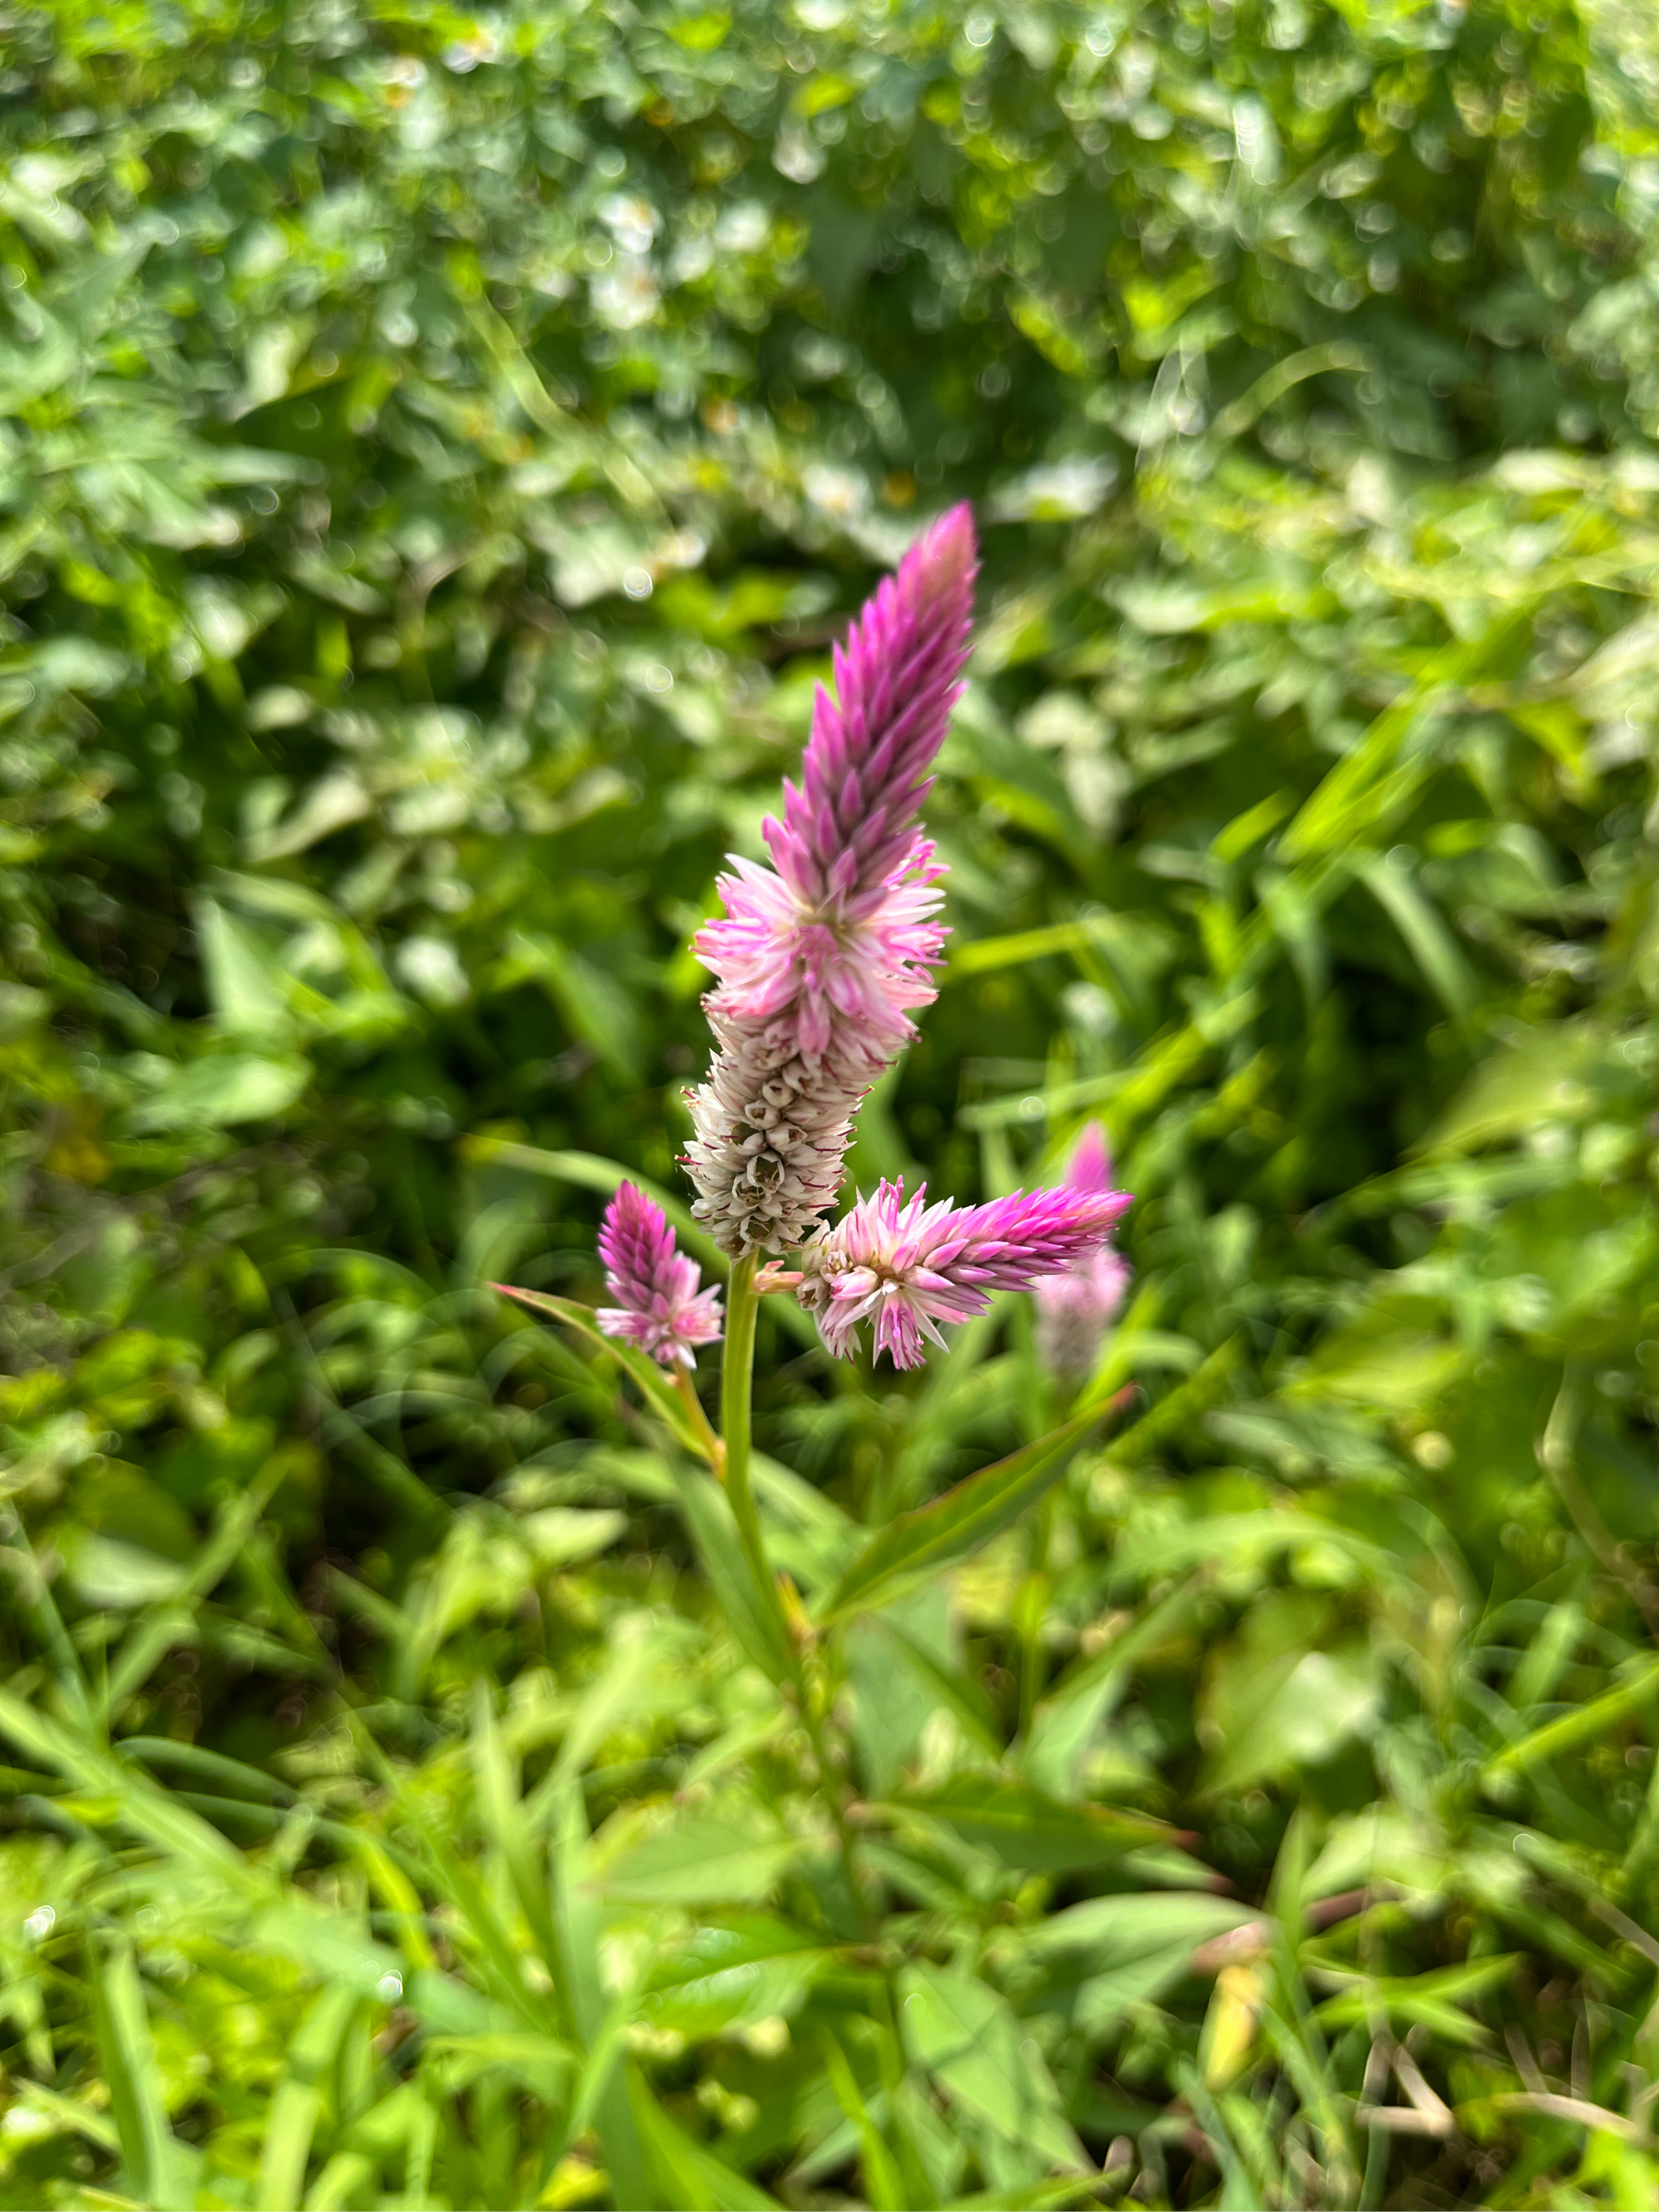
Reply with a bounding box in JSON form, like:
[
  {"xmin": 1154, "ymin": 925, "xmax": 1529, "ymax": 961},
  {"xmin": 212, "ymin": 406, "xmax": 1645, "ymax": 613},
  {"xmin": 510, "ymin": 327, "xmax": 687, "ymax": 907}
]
[{"xmin": 4, "ymin": 0, "xmax": 1659, "ymax": 2202}]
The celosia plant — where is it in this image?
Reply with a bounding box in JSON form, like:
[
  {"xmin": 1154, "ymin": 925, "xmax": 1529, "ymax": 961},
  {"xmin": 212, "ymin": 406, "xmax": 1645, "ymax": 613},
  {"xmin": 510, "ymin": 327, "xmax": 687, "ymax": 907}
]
[{"xmin": 501, "ymin": 504, "xmax": 1129, "ymax": 1718}]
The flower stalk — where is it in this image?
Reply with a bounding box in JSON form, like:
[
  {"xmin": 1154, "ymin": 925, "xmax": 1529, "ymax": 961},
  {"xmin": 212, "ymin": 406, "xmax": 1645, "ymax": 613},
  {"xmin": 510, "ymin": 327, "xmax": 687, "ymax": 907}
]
[
  {"xmin": 674, "ymin": 1364, "xmax": 722, "ymax": 1471},
  {"xmin": 718, "ymin": 1252, "xmax": 782, "ymax": 1631}
]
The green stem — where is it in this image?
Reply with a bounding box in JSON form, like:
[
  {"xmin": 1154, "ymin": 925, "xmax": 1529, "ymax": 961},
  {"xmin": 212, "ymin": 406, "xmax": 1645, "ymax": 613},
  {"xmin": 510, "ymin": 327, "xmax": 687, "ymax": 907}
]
[
  {"xmin": 720, "ymin": 1254, "xmax": 775, "ymax": 1613},
  {"xmin": 721, "ymin": 1256, "xmax": 871, "ymax": 1932},
  {"xmin": 674, "ymin": 1364, "xmax": 722, "ymax": 1472}
]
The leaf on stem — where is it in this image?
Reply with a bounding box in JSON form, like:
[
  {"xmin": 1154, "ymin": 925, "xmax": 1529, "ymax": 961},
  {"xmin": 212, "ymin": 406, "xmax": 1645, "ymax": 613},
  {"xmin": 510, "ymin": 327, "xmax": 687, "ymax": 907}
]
[
  {"xmin": 816, "ymin": 1409, "xmax": 1103, "ymax": 1625},
  {"xmin": 883, "ymin": 1773, "xmax": 1165, "ymax": 1873}
]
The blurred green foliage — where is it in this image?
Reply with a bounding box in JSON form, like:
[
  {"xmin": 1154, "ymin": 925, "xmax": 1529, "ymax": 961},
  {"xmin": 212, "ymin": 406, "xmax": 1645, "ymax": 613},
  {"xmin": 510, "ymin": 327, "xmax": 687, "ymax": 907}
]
[{"xmin": 4, "ymin": 0, "xmax": 1659, "ymax": 2202}]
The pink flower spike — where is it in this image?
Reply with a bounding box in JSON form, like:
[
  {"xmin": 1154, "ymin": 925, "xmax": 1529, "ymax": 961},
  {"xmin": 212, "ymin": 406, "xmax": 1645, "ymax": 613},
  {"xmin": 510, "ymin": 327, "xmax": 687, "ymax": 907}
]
[
  {"xmin": 684, "ymin": 507, "xmax": 980, "ymax": 1257},
  {"xmin": 596, "ymin": 1182, "xmax": 723, "ymax": 1369},
  {"xmin": 796, "ymin": 1175, "xmax": 1131, "ymax": 1371},
  {"xmin": 1034, "ymin": 1125, "xmax": 1131, "ymax": 1375},
  {"xmin": 766, "ymin": 503, "xmax": 978, "ymax": 912}
]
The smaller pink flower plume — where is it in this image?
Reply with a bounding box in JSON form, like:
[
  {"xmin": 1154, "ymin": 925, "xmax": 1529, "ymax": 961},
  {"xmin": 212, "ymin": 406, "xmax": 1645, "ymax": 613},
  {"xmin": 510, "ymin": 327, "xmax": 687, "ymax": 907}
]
[
  {"xmin": 1034, "ymin": 1124, "xmax": 1132, "ymax": 1377},
  {"xmin": 595, "ymin": 1182, "xmax": 723, "ymax": 1369},
  {"xmin": 797, "ymin": 1174, "xmax": 1130, "ymax": 1371}
]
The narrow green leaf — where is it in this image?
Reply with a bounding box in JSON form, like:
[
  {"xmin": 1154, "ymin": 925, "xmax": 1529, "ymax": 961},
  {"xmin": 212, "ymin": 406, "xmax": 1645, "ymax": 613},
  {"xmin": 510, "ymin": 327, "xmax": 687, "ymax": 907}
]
[
  {"xmin": 1355, "ymin": 848, "xmax": 1477, "ymax": 1028},
  {"xmin": 1311, "ymin": 1954, "xmax": 1520, "ymax": 2044},
  {"xmin": 1277, "ymin": 614, "xmax": 1525, "ymax": 864},
  {"xmin": 601, "ymin": 1813, "xmax": 800, "ymax": 1906},
  {"xmin": 342, "ymin": 1714, "xmax": 557, "ymax": 2039},
  {"xmin": 547, "ymin": 1783, "xmax": 654, "ymax": 2211},
  {"xmin": 1175, "ymin": 2060, "xmax": 1259, "ymax": 2212},
  {"xmin": 633, "ymin": 2075, "xmax": 782, "ymax": 2209},
  {"xmin": 822, "ymin": 2031, "xmax": 908, "ymax": 2212},
  {"xmin": 103, "ymin": 1449, "xmax": 295, "ymax": 1721},
  {"xmin": 817, "ymin": 1412, "xmax": 1099, "ymax": 1626},
  {"xmin": 470, "ymin": 1682, "xmax": 571, "ymax": 2033},
  {"xmin": 304, "ymin": 2150, "xmax": 377, "ymax": 2210},
  {"xmin": 89, "ymin": 1941, "xmax": 186, "ymax": 2210},
  {"xmin": 1484, "ymin": 1656, "xmax": 1659, "ymax": 1778},
  {"xmin": 943, "ymin": 912, "xmax": 1136, "ymax": 983},
  {"xmin": 0, "ymin": 1691, "xmax": 255, "ymax": 1888},
  {"xmin": 257, "ymin": 1984, "xmax": 358, "ymax": 2212},
  {"xmin": 886, "ymin": 1774, "xmax": 1165, "ymax": 1872},
  {"xmin": 8, "ymin": 2082, "xmax": 120, "ymax": 2156},
  {"xmin": 1026, "ymin": 1577, "xmax": 1207, "ymax": 1792},
  {"xmin": 1102, "ymin": 1334, "xmax": 1243, "ymax": 1469},
  {"xmin": 897, "ymin": 1962, "xmax": 1087, "ymax": 2176},
  {"xmin": 1014, "ymin": 1890, "xmax": 1259, "ymax": 1963},
  {"xmin": 873, "ymin": 1616, "xmax": 1004, "ymax": 1762}
]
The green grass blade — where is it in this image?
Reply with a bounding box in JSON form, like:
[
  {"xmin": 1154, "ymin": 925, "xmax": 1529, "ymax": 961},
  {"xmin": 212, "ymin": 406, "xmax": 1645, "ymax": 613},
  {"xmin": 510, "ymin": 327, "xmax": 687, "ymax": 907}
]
[
  {"xmin": 89, "ymin": 1939, "xmax": 187, "ymax": 2210},
  {"xmin": 257, "ymin": 1984, "xmax": 358, "ymax": 2212}
]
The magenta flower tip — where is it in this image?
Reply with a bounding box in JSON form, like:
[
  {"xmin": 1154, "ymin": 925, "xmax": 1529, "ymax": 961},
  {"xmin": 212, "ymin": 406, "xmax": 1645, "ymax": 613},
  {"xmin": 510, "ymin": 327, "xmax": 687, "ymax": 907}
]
[
  {"xmin": 684, "ymin": 508, "xmax": 981, "ymax": 1256},
  {"xmin": 766, "ymin": 503, "xmax": 980, "ymax": 912},
  {"xmin": 1063, "ymin": 1122, "xmax": 1115, "ymax": 1194},
  {"xmin": 596, "ymin": 1181, "xmax": 723, "ymax": 1369},
  {"xmin": 797, "ymin": 1173, "xmax": 1130, "ymax": 1370}
]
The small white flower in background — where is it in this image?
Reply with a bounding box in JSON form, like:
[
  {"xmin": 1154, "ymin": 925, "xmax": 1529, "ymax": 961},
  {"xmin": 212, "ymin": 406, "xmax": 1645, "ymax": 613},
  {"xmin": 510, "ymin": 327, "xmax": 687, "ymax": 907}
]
[
  {"xmin": 803, "ymin": 464, "xmax": 868, "ymax": 519},
  {"xmin": 654, "ymin": 528, "xmax": 706, "ymax": 571},
  {"xmin": 591, "ymin": 260, "xmax": 659, "ymax": 332},
  {"xmin": 441, "ymin": 28, "xmax": 497, "ymax": 70},
  {"xmin": 668, "ymin": 234, "xmax": 715, "ymax": 286},
  {"xmin": 23, "ymin": 1904, "xmax": 54, "ymax": 1940},
  {"xmin": 714, "ymin": 200, "xmax": 769, "ymax": 255},
  {"xmin": 598, "ymin": 193, "xmax": 659, "ymax": 255},
  {"xmin": 376, "ymin": 1971, "xmax": 403, "ymax": 2002},
  {"xmin": 773, "ymin": 130, "xmax": 826, "ymax": 183},
  {"xmin": 990, "ymin": 456, "xmax": 1118, "ymax": 523},
  {"xmin": 395, "ymin": 935, "xmax": 470, "ymax": 1009}
]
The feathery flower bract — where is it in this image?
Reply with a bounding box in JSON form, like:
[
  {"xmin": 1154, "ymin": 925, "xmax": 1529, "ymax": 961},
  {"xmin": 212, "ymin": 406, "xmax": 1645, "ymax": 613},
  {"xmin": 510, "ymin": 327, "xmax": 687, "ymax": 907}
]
[
  {"xmin": 595, "ymin": 1182, "xmax": 723, "ymax": 1368},
  {"xmin": 1034, "ymin": 1125, "xmax": 1132, "ymax": 1376},
  {"xmin": 684, "ymin": 505, "xmax": 977, "ymax": 1256},
  {"xmin": 797, "ymin": 1175, "xmax": 1131, "ymax": 1370}
]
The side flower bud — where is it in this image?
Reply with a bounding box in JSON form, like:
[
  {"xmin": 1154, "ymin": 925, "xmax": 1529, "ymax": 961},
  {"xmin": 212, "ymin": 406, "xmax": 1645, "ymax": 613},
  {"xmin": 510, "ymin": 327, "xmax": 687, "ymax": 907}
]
[
  {"xmin": 595, "ymin": 1182, "xmax": 723, "ymax": 1369},
  {"xmin": 796, "ymin": 1175, "xmax": 1131, "ymax": 1370},
  {"xmin": 1033, "ymin": 1125, "xmax": 1132, "ymax": 1377}
]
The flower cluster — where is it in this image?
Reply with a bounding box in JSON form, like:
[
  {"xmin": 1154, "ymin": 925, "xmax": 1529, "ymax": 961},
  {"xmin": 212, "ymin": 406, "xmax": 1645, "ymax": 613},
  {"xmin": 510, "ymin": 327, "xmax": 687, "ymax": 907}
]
[
  {"xmin": 796, "ymin": 1175, "xmax": 1131, "ymax": 1372},
  {"xmin": 683, "ymin": 503, "xmax": 977, "ymax": 1256},
  {"xmin": 1033, "ymin": 1125, "xmax": 1132, "ymax": 1377},
  {"xmin": 547, "ymin": 508, "xmax": 1134, "ymax": 1384},
  {"xmin": 595, "ymin": 1182, "xmax": 723, "ymax": 1369}
]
